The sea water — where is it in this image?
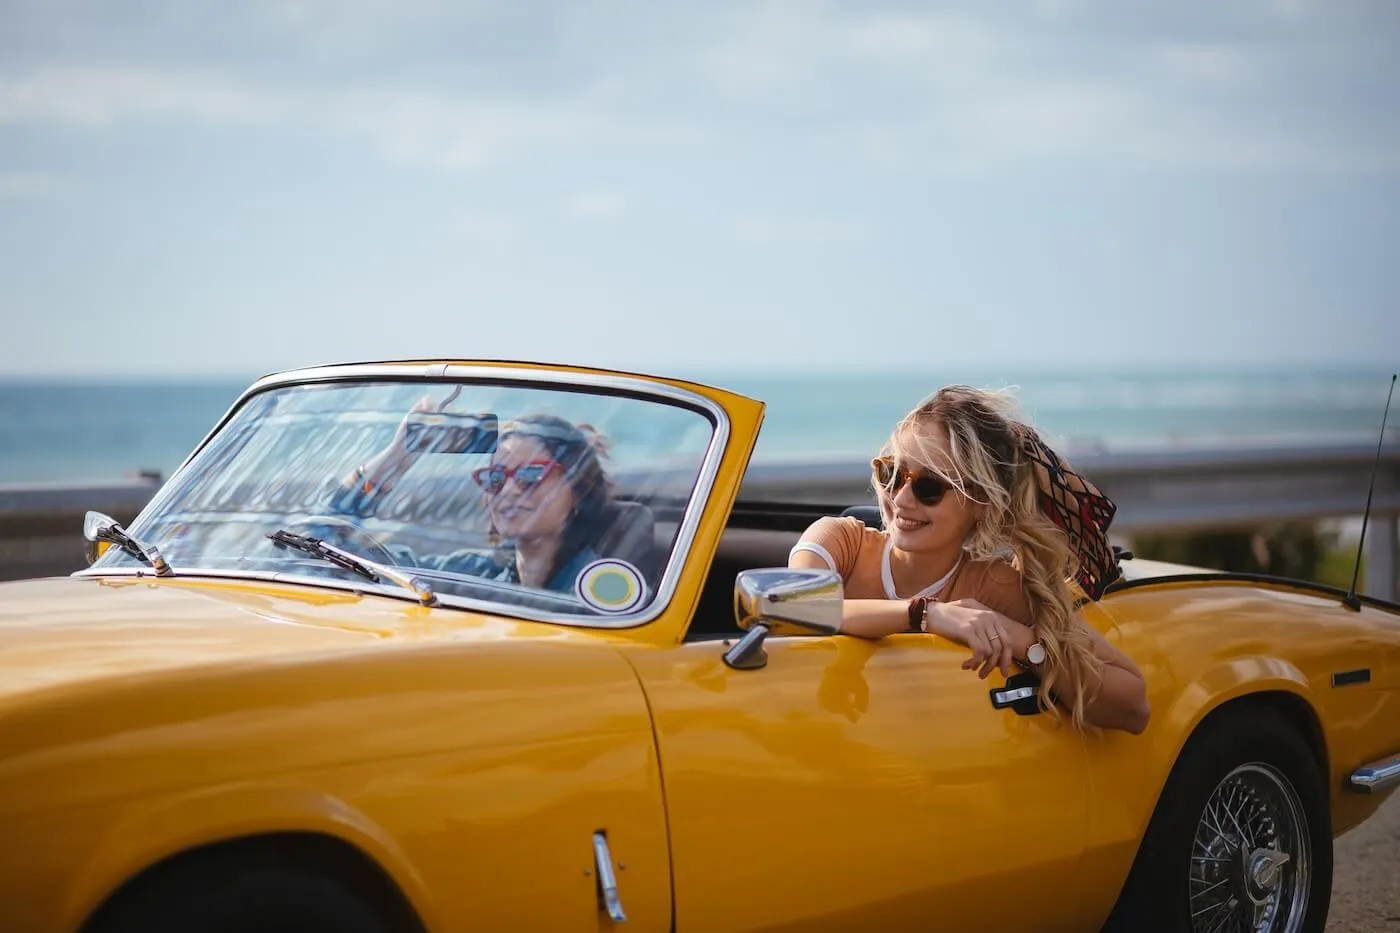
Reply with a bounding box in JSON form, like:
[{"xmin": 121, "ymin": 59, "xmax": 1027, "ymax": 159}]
[{"xmin": 0, "ymin": 367, "xmax": 1394, "ymax": 484}]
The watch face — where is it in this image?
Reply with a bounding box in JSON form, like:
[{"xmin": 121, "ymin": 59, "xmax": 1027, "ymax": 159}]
[{"xmin": 1027, "ymin": 642, "xmax": 1046, "ymax": 665}]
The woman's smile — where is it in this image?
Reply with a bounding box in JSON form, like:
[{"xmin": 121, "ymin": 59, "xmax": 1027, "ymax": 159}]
[{"xmin": 892, "ymin": 512, "xmax": 930, "ymax": 533}]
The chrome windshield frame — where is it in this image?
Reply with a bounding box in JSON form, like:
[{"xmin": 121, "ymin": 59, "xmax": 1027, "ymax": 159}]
[{"xmin": 73, "ymin": 361, "xmax": 734, "ymax": 630}]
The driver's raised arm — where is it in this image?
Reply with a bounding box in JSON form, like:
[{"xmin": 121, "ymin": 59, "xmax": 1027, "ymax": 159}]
[{"xmin": 323, "ymin": 398, "xmax": 435, "ymax": 516}]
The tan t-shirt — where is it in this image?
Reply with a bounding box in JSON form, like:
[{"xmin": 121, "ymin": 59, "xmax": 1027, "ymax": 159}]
[{"xmin": 791, "ymin": 515, "xmax": 1034, "ymax": 628}]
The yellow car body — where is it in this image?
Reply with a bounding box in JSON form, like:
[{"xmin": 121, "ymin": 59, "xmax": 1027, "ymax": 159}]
[{"xmin": 0, "ymin": 360, "xmax": 1397, "ymax": 933}]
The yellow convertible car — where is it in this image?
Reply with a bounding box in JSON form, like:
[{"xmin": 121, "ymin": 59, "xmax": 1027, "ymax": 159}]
[{"xmin": 1, "ymin": 360, "xmax": 1398, "ymax": 933}]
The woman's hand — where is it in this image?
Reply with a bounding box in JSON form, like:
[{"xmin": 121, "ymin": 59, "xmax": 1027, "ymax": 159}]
[
  {"xmin": 919, "ymin": 598, "xmax": 1023, "ymax": 679},
  {"xmin": 391, "ymin": 396, "xmax": 435, "ymax": 453},
  {"xmin": 343, "ymin": 397, "xmax": 435, "ymax": 496},
  {"xmin": 933, "ymin": 598, "xmax": 1152, "ymax": 734}
]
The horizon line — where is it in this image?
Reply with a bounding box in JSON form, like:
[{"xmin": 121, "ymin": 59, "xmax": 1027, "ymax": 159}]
[{"xmin": 2, "ymin": 359, "xmax": 1397, "ymax": 383}]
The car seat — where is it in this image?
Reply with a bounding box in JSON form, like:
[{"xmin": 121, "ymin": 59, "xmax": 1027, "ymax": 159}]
[
  {"xmin": 842, "ymin": 504, "xmax": 883, "ymax": 530},
  {"xmin": 598, "ymin": 500, "xmax": 662, "ymax": 583}
]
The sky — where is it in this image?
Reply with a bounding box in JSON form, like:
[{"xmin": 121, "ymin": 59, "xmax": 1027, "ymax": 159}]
[{"xmin": 1, "ymin": 0, "xmax": 1398, "ymax": 378}]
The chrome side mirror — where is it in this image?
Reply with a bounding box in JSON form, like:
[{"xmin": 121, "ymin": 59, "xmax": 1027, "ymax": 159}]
[
  {"xmin": 722, "ymin": 568, "xmax": 844, "ymax": 670},
  {"xmin": 83, "ymin": 510, "xmax": 172, "ymax": 575},
  {"xmin": 83, "ymin": 511, "xmax": 120, "ymax": 565},
  {"xmin": 83, "ymin": 510, "xmax": 119, "ymax": 543}
]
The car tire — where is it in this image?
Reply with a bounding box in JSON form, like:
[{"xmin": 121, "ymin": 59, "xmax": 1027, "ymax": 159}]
[
  {"xmin": 1103, "ymin": 705, "xmax": 1333, "ymax": 933},
  {"xmin": 85, "ymin": 847, "xmax": 404, "ymax": 933}
]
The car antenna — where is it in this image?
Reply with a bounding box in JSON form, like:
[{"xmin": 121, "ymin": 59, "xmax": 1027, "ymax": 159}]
[{"xmin": 1343, "ymin": 372, "xmax": 1397, "ymax": 611}]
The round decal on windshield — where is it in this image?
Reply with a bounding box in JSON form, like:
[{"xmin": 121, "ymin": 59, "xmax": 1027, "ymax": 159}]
[{"xmin": 575, "ymin": 559, "xmax": 646, "ymax": 614}]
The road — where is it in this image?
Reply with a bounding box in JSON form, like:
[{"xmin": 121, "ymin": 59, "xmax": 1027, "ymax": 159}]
[{"xmin": 1328, "ymin": 791, "xmax": 1400, "ymax": 930}]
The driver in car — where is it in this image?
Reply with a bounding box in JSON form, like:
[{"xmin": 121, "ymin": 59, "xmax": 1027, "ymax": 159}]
[{"xmin": 324, "ymin": 410, "xmax": 621, "ymax": 594}]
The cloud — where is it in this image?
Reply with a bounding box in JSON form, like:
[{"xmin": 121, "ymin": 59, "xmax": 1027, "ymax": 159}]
[
  {"xmin": 0, "ymin": 68, "xmax": 263, "ymax": 126},
  {"xmin": 0, "ymin": 66, "xmax": 612, "ymax": 170},
  {"xmin": 0, "ymin": 0, "xmax": 1395, "ymax": 174},
  {"xmin": 0, "ymin": 172, "xmax": 63, "ymax": 197},
  {"xmin": 733, "ymin": 214, "xmax": 869, "ymax": 246},
  {"xmin": 571, "ymin": 189, "xmax": 625, "ymax": 216},
  {"xmin": 678, "ymin": 3, "xmax": 1400, "ymax": 173},
  {"xmin": 320, "ymin": 90, "xmax": 599, "ymax": 171}
]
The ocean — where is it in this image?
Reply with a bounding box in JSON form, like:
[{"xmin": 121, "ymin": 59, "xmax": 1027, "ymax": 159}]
[{"xmin": 0, "ymin": 367, "xmax": 1395, "ymax": 485}]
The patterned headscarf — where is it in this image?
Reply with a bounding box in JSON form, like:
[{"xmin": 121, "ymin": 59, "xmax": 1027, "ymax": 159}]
[{"xmin": 1011, "ymin": 423, "xmax": 1121, "ymax": 600}]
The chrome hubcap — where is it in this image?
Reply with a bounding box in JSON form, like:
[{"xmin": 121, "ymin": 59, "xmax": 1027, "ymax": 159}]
[
  {"xmin": 1190, "ymin": 764, "xmax": 1310, "ymax": 933},
  {"xmin": 1244, "ymin": 847, "xmax": 1290, "ymax": 904}
]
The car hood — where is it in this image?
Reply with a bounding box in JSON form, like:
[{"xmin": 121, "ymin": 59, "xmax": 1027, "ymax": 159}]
[{"xmin": 0, "ymin": 575, "xmax": 592, "ymax": 705}]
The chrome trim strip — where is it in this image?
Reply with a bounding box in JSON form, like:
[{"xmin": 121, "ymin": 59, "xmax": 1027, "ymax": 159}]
[
  {"xmin": 591, "ymin": 831, "xmax": 627, "ymax": 924},
  {"xmin": 71, "ymin": 566, "xmax": 594, "ymax": 619},
  {"xmin": 1348, "ymin": 752, "xmax": 1400, "ymax": 794},
  {"xmin": 76, "ymin": 362, "xmax": 735, "ymax": 631}
]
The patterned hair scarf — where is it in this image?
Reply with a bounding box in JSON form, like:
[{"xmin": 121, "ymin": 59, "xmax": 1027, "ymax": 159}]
[{"xmin": 1010, "ymin": 423, "xmax": 1122, "ymax": 600}]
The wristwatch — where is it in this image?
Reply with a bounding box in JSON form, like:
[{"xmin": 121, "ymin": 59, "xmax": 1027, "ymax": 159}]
[
  {"xmin": 1024, "ymin": 641, "xmax": 1046, "ymax": 666},
  {"xmin": 906, "ymin": 597, "xmax": 929, "ymax": 633}
]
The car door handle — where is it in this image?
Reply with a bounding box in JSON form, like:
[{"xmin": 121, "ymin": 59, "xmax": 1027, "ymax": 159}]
[
  {"xmin": 989, "ymin": 671, "xmax": 1049, "ymax": 715},
  {"xmin": 592, "ymin": 830, "xmax": 628, "ymax": 923},
  {"xmin": 992, "ymin": 685, "xmax": 1036, "ymax": 705}
]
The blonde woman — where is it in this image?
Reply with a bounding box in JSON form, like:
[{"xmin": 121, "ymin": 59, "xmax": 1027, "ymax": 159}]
[{"xmin": 789, "ymin": 385, "xmax": 1151, "ymax": 735}]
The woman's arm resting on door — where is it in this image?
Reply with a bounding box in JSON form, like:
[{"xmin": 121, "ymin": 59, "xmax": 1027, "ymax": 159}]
[{"xmin": 936, "ymin": 597, "xmax": 1150, "ymax": 735}]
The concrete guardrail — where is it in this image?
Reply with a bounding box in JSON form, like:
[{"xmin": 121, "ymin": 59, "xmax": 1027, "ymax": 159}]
[
  {"xmin": 738, "ymin": 442, "xmax": 1399, "ymax": 601},
  {"xmin": 1, "ymin": 442, "xmax": 1396, "ymax": 599},
  {"xmin": 0, "ymin": 474, "xmax": 163, "ymax": 582}
]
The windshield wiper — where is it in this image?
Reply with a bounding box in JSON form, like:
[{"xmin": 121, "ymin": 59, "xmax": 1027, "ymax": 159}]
[
  {"xmin": 84, "ymin": 510, "xmax": 174, "ymax": 577},
  {"xmin": 267, "ymin": 529, "xmax": 438, "ymax": 607}
]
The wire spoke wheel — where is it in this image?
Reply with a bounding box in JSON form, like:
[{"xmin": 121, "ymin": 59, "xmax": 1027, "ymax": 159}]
[{"xmin": 1188, "ymin": 763, "xmax": 1311, "ymax": 933}]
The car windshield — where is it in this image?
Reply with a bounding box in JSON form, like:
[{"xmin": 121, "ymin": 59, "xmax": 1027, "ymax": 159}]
[{"xmin": 91, "ymin": 374, "xmax": 721, "ymax": 624}]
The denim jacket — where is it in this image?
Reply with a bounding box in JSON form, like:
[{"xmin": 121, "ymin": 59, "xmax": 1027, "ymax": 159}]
[
  {"xmin": 392, "ymin": 542, "xmax": 601, "ymax": 595},
  {"xmin": 321, "ymin": 473, "xmax": 596, "ymax": 595}
]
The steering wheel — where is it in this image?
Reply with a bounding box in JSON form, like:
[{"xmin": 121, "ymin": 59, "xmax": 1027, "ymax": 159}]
[{"xmin": 281, "ymin": 515, "xmax": 401, "ymax": 568}]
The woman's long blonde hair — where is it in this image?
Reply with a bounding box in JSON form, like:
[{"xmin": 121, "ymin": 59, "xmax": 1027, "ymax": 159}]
[{"xmin": 886, "ymin": 385, "xmax": 1104, "ymax": 733}]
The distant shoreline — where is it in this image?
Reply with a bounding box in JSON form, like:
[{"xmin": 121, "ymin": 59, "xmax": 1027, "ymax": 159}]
[
  {"xmin": 3, "ymin": 369, "xmax": 1395, "ymax": 485},
  {"xmin": 1, "ymin": 361, "xmax": 1395, "ymax": 385}
]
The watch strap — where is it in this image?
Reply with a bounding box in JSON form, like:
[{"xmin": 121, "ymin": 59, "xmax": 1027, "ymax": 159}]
[{"xmin": 907, "ymin": 596, "xmax": 927, "ymax": 633}]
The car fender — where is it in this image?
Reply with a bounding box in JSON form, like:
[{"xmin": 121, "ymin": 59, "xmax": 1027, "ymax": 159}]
[
  {"xmin": 1075, "ymin": 654, "xmax": 1321, "ymax": 927},
  {"xmin": 62, "ymin": 782, "xmax": 437, "ymax": 933},
  {"xmin": 1145, "ymin": 655, "xmax": 1318, "ymax": 822}
]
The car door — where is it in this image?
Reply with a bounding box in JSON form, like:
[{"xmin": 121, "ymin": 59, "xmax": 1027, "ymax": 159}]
[{"xmin": 623, "ymin": 631, "xmax": 1098, "ymax": 933}]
